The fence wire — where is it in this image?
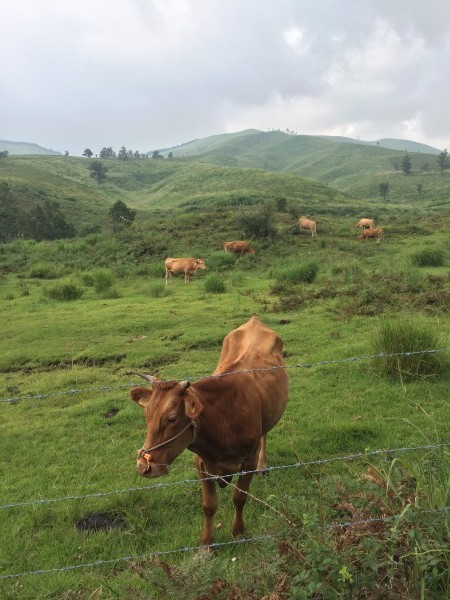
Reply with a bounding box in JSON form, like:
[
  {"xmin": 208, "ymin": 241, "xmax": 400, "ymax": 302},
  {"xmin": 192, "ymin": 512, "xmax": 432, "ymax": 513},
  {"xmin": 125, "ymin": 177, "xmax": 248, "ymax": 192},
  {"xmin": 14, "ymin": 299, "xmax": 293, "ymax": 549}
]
[
  {"xmin": 1, "ymin": 506, "xmax": 448, "ymax": 581},
  {"xmin": 1, "ymin": 346, "xmax": 450, "ymax": 404},
  {"xmin": 2, "ymin": 443, "xmax": 449, "ymax": 510}
]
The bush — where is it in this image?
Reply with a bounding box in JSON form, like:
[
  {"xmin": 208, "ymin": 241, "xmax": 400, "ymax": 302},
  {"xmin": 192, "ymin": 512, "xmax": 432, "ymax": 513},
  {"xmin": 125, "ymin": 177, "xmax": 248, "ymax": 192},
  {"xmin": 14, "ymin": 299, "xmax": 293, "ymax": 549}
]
[
  {"xmin": 28, "ymin": 262, "xmax": 62, "ymax": 279},
  {"xmin": 206, "ymin": 251, "xmax": 237, "ymax": 271},
  {"xmin": 410, "ymin": 248, "xmax": 444, "ymax": 267},
  {"xmin": 91, "ymin": 269, "xmax": 115, "ymax": 293},
  {"xmin": 236, "ymin": 203, "xmax": 276, "ymax": 238},
  {"xmin": 148, "ymin": 283, "xmax": 173, "ymax": 298},
  {"xmin": 45, "ymin": 281, "xmax": 84, "ymax": 301},
  {"xmin": 276, "ymin": 261, "xmax": 319, "ymax": 284},
  {"xmin": 371, "ymin": 318, "xmax": 445, "ymax": 380},
  {"xmin": 204, "ymin": 275, "xmax": 226, "ymax": 294}
]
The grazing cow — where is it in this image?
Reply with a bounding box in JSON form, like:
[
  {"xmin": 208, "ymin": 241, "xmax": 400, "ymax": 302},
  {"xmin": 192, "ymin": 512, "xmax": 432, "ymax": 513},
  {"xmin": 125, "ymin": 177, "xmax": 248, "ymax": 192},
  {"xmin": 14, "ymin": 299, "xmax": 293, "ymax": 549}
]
[
  {"xmin": 298, "ymin": 216, "xmax": 317, "ymax": 237},
  {"xmin": 130, "ymin": 315, "xmax": 289, "ymax": 545},
  {"xmin": 356, "ymin": 218, "xmax": 375, "ymax": 229},
  {"xmin": 357, "ymin": 228, "xmax": 384, "ymax": 243},
  {"xmin": 222, "ymin": 241, "xmax": 255, "ymax": 255},
  {"xmin": 164, "ymin": 257, "xmax": 207, "ymax": 285}
]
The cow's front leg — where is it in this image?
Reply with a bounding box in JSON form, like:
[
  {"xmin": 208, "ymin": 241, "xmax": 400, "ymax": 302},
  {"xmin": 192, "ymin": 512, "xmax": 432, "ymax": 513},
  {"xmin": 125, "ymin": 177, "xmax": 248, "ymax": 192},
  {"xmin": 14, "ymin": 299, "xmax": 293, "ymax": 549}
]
[
  {"xmin": 196, "ymin": 457, "xmax": 218, "ymax": 546},
  {"xmin": 231, "ymin": 471, "xmax": 254, "ymax": 537}
]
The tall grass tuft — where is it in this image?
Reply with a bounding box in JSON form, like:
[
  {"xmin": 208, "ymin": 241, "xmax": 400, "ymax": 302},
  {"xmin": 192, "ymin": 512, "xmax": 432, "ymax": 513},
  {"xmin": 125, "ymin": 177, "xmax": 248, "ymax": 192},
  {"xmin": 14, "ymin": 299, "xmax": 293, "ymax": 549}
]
[
  {"xmin": 371, "ymin": 317, "xmax": 445, "ymax": 380},
  {"xmin": 410, "ymin": 248, "xmax": 444, "ymax": 267},
  {"xmin": 91, "ymin": 269, "xmax": 115, "ymax": 294},
  {"xmin": 148, "ymin": 283, "xmax": 173, "ymax": 298},
  {"xmin": 276, "ymin": 261, "xmax": 319, "ymax": 284},
  {"xmin": 205, "ymin": 251, "xmax": 237, "ymax": 271},
  {"xmin": 204, "ymin": 275, "xmax": 226, "ymax": 293},
  {"xmin": 28, "ymin": 262, "xmax": 63, "ymax": 279},
  {"xmin": 44, "ymin": 280, "xmax": 84, "ymax": 301}
]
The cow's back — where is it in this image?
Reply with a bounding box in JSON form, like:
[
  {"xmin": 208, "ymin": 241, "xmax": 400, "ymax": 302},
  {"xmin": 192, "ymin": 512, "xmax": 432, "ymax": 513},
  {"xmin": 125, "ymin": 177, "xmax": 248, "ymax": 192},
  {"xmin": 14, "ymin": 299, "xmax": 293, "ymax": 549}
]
[{"xmin": 213, "ymin": 316, "xmax": 288, "ymax": 433}]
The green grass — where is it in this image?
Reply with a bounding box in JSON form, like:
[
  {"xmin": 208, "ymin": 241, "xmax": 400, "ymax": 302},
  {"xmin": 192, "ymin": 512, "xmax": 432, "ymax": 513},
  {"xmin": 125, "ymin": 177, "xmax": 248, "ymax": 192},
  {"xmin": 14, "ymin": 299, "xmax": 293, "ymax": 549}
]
[{"xmin": 1, "ymin": 159, "xmax": 450, "ymax": 597}]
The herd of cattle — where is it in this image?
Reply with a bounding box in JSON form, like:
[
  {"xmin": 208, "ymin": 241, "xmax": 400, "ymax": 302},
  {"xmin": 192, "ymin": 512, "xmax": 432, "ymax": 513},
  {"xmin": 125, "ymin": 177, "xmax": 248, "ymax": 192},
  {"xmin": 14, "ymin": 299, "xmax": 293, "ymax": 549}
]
[
  {"xmin": 132, "ymin": 216, "xmax": 383, "ymax": 543},
  {"xmin": 164, "ymin": 216, "xmax": 383, "ymax": 284}
]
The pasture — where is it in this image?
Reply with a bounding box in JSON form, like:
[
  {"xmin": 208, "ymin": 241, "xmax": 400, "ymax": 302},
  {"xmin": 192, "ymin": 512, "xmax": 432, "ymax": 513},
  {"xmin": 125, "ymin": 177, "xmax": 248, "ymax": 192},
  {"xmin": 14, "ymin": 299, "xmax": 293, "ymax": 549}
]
[
  {"xmin": 1, "ymin": 146, "xmax": 450, "ymax": 598},
  {"xmin": 1, "ymin": 204, "xmax": 449, "ymax": 599}
]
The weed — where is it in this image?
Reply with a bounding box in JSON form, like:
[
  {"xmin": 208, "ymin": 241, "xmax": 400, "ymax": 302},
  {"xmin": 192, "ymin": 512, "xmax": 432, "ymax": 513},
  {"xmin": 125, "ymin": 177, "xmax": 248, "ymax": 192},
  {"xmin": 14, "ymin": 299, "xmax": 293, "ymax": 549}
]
[
  {"xmin": 275, "ymin": 261, "xmax": 319, "ymax": 284},
  {"xmin": 204, "ymin": 275, "xmax": 226, "ymax": 293},
  {"xmin": 44, "ymin": 280, "xmax": 84, "ymax": 301},
  {"xmin": 149, "ymin": 283, "xmax": 173, "ymax": 298},
  {"xmin": 371, "ymin": 317, "xmax": 446, "ymax": 380},
  {"xmin": 410, "ymin": 248, "xmax": 445, "ymax": 267}
]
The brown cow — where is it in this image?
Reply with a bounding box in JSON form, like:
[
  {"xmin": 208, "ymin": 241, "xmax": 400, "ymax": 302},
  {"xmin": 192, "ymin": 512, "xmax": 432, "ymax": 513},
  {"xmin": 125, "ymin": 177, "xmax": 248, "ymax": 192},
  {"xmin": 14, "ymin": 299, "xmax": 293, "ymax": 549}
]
[
  {"xmin": 222, "ymin": 241, "xmax": 255, "ymax": 255},
  {"xmin": 164, "ymin": 257, "xmax": 207, "ymax": 284},
  {"xmin": 356, "ymin": 218, "xmax": 375, "ymax": 229},
  {"xmin": 357, "ymin": 228, "xmax": 384, "ymax": 243},
  {"xmin": 130, "ymin": 316, "xmax": 288, "ymax": 545},
  {"xmin": 298, "ymin": 216, "xmax": 317, "ymax": 237}
]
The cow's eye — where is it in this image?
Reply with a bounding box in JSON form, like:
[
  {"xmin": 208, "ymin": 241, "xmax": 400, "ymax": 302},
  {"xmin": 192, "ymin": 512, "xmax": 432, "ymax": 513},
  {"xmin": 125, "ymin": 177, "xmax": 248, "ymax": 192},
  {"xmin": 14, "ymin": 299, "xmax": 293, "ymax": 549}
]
[{"xmin": 167, "ymin": 415, "xmax": 177, "ymax": 423}]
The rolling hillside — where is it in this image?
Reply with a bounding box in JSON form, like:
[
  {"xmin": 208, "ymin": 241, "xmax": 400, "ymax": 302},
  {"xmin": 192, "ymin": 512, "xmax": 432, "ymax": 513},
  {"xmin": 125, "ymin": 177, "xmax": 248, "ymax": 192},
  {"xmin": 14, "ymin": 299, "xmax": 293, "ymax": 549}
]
[
  {"xmin": 0, "ymin": 140, "xmax": 62, "ymax": 155},
  {"xmin": 167, "ymin": 130, "xmax": 449, "ymax": 205}
]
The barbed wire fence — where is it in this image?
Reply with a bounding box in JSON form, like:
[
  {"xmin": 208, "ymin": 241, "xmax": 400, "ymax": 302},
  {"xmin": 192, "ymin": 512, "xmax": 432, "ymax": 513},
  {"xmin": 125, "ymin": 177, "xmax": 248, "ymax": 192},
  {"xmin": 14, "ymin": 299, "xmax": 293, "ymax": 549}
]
[
  {"xmin": 1, "ymin": 347, "xmax": 449, "ymax": 581},
  {"xmin": 1, "ymin": 346, "xmax": 450, "ymax": 404}
]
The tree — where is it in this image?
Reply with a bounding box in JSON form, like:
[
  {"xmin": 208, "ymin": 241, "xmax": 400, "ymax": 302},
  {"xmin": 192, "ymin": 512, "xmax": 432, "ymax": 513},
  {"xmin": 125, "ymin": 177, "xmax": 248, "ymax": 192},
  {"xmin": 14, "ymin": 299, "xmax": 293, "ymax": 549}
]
[
  {"xmin": 417, "ymin": 183, "xmax": 424, "ymax": 199},
  {"xmin": 64, "ymin": 151, "xmax": 69, "ymax": 157},
  {"xmin": 27, "ymin": 200, "xmax": 76, "ymax": 241},
  {"xmin": 401, "ymin": 152, "xmax": 411, "ymax": 175},
  {"xmin": 88, "ymin": 160, "xmax": 108, "ymax": 185},
  {"xmin": 0, "ymin": 150, "xmax": 9, "ymax": 160},
  {"xmin": 152, "ymin": 150, "xmax": 163, "ymax": 159},
  {"xmin": 82, "ymin": 148, "xmax": 93, "ymax": 158},
  {"xmin": 379, "ymin": 181, "xmax": 389, "ymax": 200},
  {"xmin": 436, "ymin": 149, "xmax": 449, "ymax": 176},
  {"xmin": 99, "ymin": 146, "xmax": 115, "ymax": 159},
  {"xmin": 118, "ymin": 146, "xmax": 129, "ymax": 160},
  {"xmin": 109, "ymin": 200, "xmax": 136, "ymax": 231},
  {"xmin": 167, "ymin": 151, "xmax": 174, "ymax": 159}
]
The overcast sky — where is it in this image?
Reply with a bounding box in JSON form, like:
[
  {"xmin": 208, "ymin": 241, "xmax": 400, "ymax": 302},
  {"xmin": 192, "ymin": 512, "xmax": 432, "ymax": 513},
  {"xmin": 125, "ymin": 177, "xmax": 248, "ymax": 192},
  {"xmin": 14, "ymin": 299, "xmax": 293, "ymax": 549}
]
[{"xmin": 2, "ymin": 0, "xmax": 450, "ymax": 156}]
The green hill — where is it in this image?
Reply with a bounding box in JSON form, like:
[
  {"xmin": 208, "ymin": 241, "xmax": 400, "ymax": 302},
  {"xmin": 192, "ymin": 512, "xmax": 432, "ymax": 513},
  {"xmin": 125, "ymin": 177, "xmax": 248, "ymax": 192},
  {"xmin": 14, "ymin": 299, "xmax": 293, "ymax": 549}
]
[
  {"xmin": 168, "ymin": 130, "xmax": 449, "ymax": 208},
  {"xmin": 0, "ymin": 140, "xmax": 62, "ymax": 155}
]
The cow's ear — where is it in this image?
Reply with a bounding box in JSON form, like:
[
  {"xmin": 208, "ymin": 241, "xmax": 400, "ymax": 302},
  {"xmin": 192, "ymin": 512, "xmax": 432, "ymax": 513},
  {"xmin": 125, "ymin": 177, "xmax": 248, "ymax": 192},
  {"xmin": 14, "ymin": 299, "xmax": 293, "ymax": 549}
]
[
  {"xmin": 130, "ymin": 386, "xmax": 152, "ymax": 408},
  {"xmin": 184, "ymin": 392, "xmax": 203, "ymax": 419}
]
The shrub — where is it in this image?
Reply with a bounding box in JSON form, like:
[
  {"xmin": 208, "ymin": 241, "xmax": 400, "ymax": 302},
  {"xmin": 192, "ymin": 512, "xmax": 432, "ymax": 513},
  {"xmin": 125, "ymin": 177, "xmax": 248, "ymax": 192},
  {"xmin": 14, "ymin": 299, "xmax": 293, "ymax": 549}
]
[
  {"xmin": 371, "ymin": 317, "xmax": 445, "ymax": 380},
  {"xmin": 91, "ymin": 269, "xmax": 115, "ymax": 293},
  {"xmin": 236, "ymin": 203, "xmax": 276, "ymax": 238},
  {"xmin": 410, "ymin": 248, "xmax": 444, "ymax": 267},
  {"xmin": 45, "ymin": 281, "xmax": 84, "ymax": 301},
  {"xmin": 276, "ymin": 261, "xmax": 319, "ymax": 284},
  {"xmin": 206, "ymin": 251, "xmax": 237, "ymax": 271},
  {"xmin": 148, "ymin": 283, "xmax": 173, "ymax": 298},
  {"xmin": 28, "ymin": 262, "xmax": 62, "ymax": 279},
  {"xmin": 204, "ymin": 275, "xmax": 226, "ymax": 294}
]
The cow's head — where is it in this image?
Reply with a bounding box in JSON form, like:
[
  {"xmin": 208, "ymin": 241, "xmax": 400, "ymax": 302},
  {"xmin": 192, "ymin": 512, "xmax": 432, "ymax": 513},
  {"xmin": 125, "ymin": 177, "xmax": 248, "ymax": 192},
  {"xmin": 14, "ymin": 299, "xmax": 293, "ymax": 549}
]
[
  {"xmin": 130, "ymin": 375, "xmax": 203, "ymax": 478},
  {"xmin": 195, "ymin": 258, "xmax": 207, "ymax": 270}
]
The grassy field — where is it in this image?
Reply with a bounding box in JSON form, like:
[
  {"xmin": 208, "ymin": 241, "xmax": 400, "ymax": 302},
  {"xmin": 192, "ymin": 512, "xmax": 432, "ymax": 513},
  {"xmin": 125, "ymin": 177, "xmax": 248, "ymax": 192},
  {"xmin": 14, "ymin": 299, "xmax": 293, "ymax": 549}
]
[
  {"xmin": 1, "ymin": 149, "xmax": 450, "ymax": 598},
  {"xmin": 1, "ymin": 202, "xmax": 450, "ymax": 598}
]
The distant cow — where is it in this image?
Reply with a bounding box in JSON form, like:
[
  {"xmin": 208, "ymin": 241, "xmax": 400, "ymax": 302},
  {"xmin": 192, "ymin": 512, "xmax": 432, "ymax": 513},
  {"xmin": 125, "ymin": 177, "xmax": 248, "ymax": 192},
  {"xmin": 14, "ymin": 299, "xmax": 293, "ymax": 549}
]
[
  {"xmin": 164, "ymin": 257, "xmax": 207, "ymax": 284},
  {"xmin": 356, "ymin": 218, "xmax": 375, "ymax": 229},
  {"xmin": 223, "ymin": 241, "xmax": 255, "ymax": 255},
  {"xmin": 357, "ymin": 228, "xmax": 384, "ymax": 243},
  {"xmin": 298, "ymin": 216, "xmax": 317, "ymax": 237},
  {"xmin": 130, "ymin": 315, "xmax": 288, "ymax": 545}
]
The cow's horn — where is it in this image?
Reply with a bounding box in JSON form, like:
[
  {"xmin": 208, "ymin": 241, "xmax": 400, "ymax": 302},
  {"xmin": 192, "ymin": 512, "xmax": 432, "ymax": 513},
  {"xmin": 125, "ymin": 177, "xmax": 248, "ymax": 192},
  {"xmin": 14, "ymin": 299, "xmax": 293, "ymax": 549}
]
[
  {"xmin": 180, "ymin": 380, "xmax": 191, "ymax": 390},
  {"xmin": 131, "ymin": 372, "xmax": 159, "ymax": 384}
]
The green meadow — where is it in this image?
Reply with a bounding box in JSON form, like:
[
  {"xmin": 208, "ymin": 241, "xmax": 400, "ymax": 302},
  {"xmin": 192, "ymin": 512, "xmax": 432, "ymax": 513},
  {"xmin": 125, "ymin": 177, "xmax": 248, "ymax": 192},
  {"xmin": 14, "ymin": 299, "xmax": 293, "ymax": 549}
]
[{"xmin": 1, "ymin": 139, "xmax": 449, "ymax": 598}]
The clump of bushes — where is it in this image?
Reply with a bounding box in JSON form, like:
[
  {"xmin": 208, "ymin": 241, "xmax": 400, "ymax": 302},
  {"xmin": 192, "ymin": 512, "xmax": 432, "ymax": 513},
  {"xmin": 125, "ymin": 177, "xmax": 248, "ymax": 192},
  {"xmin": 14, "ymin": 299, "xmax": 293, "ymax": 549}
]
[
  {"xmin": 410, "ymin": 248, "xmax": 444, "ymax": 267},
  {"xmin": 371, "ymin": 317, "xmax": 445, "ymax": 380},
  {"xmin": 275, "ymin": 261, "xmax": 319, "ymax": 284},
  {"xmin": 204, "ymin": 275, "xmax": 226, "ymax": 294},
  {"xmin": 45, "ymin": 280, "xmax": 84, "ymax": 301},
  {"xmin": 206, "ymin": 251, "xmax": 237, "ymax": 271},
  {"xmin": 81, "ymin": 269, "xmax": 118, "ymax": 297}
]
